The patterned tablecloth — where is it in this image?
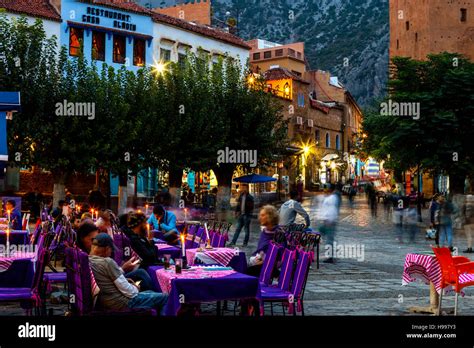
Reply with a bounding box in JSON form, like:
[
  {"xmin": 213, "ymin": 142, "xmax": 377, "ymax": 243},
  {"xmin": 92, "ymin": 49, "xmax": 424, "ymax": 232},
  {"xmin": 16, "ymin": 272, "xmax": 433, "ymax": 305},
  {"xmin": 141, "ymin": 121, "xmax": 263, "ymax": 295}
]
[
  {"xmin": 156, "ymin": 266, "xmax": 236, "ymax": 294},
  {"xmin": 0, "ymin": 251, "xmax": 36, "ymax": 272},
  {"xmin": 402, "ymin": 253, "xmax": 474, "ymax": 294},
  {"xmin": 186, "ymin": 247, "xmax": 237, "ymax": 267}
]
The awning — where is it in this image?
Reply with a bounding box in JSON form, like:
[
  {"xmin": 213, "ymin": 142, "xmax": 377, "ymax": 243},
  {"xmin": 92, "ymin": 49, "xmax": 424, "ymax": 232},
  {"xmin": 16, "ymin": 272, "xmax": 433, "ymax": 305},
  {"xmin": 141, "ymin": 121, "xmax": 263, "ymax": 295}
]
[
  {"xmin": 0, "ymin": 92, "xmax": 21, "ymax": 112},
  {"xmin": 233, "ymin": 174, "xmax": 277, "ymax": 184},
  {"xmin": 321, "ymin": 154, "xmax": 339, "ymax": 161},
  {"xmin": 0, "ymin": 92, "xmax": 21, "ymax": 162}
]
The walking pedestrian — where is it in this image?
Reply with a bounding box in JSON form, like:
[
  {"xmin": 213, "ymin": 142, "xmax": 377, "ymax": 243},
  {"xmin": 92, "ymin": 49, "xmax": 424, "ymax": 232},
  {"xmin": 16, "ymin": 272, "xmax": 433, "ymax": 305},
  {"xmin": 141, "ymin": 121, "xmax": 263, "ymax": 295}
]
[
  {"xmin": 229, "ymin": 186, "xmax": 254, "ymax": 247},
  {"xmin": 366, "ymin": 182, "xmax": 377, "ymax": 217},
  {"xmin": 436, "ymin": 195, "xmax": 456, "ymax": 250},
  {"xmin": 319, "ymin": 184, "xmax": 340, "ymax": 263}
]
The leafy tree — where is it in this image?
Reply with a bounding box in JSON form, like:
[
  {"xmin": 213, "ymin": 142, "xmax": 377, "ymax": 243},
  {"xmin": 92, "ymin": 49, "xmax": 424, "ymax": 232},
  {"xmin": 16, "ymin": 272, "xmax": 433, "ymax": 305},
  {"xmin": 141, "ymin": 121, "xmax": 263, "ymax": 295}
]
[{"xmin": 362, "ymin": 52, "xmax": 474, "ymax": 196}]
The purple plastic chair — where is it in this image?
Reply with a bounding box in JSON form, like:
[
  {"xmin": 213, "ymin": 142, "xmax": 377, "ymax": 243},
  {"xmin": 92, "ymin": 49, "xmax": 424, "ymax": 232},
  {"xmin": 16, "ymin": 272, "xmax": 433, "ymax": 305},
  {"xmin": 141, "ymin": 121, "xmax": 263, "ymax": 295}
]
[
  {"xmin": 0, "ymin": 233, "xmax": 53, "ymax": 315},
  {"xmin": 194, "ymin": 227, "xmax": 205, "ymax": 245},
  {"xmin": 210, "ymin": 232, "xmax": 228, "ymax": 248},
  {"xmin": 113, "ymin": 232, "xmax": 132, "ymax": 266},
  {"xmin": 259, "ymin": 243, "xmax": 283, "ymax": 286},
  {"xmin": 260, "ymin": 249, "xmax": 311, "ymax": 316}
]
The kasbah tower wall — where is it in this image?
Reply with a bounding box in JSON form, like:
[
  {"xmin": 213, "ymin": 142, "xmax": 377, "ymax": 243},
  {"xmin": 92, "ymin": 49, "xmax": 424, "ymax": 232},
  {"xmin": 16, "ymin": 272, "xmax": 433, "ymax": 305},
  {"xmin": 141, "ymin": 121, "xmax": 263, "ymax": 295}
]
[{"xmin": 390, "ymin": 0, "xmax": 474, "ymax": 61}]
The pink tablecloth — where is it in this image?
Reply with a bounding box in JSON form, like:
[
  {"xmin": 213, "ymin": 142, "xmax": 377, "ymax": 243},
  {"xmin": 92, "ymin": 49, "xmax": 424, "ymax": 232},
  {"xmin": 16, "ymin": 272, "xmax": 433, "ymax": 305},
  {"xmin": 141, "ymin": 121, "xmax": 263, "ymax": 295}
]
[
  {"xmin": 402, "ymin": 253, "xmax": 474, "ymax": 294},
  {"xmin": 156, "ymin": 267, "xmax": 236, "ymax": 294},
  {"xmin": 186, "ymin": 247, "xmax": 236, "ymax": 267},
  {"xmin": 0, "ymin": 251, "xmax": 36, "ymax": 272}
]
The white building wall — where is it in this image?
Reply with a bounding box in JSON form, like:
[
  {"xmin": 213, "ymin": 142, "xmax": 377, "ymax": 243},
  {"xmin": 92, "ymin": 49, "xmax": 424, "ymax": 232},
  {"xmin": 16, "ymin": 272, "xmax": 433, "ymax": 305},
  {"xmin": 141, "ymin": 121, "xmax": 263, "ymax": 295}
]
[
  {"xmin": 4, "ymin": 13, "xmax": 61, "ymax": 47},
  {"xmin": 152, "ymin": 22, "xmax": 249, "ymax": 70}
]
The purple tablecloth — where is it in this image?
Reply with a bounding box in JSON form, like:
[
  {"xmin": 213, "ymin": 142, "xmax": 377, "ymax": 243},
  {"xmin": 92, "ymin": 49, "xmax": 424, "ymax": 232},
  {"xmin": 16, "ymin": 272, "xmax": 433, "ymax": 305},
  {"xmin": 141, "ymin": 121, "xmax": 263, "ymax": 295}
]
[
  {"xmin": 154, "ymin": 267, "xmax": 260, "ymax": 316},
  {"xmin": 155, "ymin": 244, "xmax": 182, "ymax": 260},
  {"xmin": 228, "ymin": 252, "xmax": 247, "ymax": 274},
  {"xmin": 0, "ymin": 230, "xmax": 29, "ymax": 245},
  {"xmin": 0, "ymin": 258, "xmax": 34, "ymax": 287}
]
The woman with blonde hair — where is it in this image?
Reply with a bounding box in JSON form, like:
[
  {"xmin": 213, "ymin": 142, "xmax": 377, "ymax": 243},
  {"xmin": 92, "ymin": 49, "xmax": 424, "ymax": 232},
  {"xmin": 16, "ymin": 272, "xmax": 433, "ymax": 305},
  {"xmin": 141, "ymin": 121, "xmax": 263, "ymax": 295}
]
[{"xmin": 247, "ymin": 205, "xmax": 283, "ymax": 276}]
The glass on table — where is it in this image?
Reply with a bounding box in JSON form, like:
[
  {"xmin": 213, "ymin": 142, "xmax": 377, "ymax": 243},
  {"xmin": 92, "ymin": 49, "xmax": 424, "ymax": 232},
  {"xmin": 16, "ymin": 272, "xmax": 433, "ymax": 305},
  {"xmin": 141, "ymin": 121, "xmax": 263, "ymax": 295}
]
[
  {"xmin": 164, "ymin": 254, "xmax": 171, "ymax": 270},
  {"xmin": 175, "ymin": 259, "xmax": 182, "ymax": 274}
]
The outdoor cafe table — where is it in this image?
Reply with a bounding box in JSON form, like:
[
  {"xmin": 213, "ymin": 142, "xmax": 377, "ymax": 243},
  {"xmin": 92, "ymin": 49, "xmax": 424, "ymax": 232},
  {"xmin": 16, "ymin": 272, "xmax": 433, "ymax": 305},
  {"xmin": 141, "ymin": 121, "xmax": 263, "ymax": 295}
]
[
  {"xmin": 0, "ymin": 251, "xmax": 35, "ymax": 287},
  {"xmin": 155, "ymin": 266, "xmax": 260, "ymax": 316},
  {"xmin": 186, "ymin": 247, "xmax": 247, "ymax": 273},
  {"xmin": 402, "ymin": 252, "xmax": 474, "ymax": 314},
  {"xmin": 0, "ymin": 230, "xmax": 29, "ymax": 245}
]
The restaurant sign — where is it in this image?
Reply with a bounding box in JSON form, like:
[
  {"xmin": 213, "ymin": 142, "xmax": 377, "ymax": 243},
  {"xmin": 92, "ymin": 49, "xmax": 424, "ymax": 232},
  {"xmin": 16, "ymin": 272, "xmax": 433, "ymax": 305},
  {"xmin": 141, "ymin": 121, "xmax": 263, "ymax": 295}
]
[{"xmin": 82, "ymin": 6, "xmax": 137, "ymax": 31}]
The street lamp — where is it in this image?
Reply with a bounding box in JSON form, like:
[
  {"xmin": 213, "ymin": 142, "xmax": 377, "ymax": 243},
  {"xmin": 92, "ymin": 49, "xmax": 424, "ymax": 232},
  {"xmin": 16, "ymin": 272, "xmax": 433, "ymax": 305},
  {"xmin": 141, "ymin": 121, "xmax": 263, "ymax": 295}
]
[{"xmin": 150, "ymin": 59, "xmax": 168, "ymax": 76}]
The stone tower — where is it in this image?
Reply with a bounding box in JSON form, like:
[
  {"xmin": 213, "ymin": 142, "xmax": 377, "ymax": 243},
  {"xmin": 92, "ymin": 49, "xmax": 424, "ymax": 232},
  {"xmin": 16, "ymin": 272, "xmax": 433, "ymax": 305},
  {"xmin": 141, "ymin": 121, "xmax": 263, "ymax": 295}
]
[{"xmin": 390, "ymin": 0, "xmax": 474, "ymax": 61}]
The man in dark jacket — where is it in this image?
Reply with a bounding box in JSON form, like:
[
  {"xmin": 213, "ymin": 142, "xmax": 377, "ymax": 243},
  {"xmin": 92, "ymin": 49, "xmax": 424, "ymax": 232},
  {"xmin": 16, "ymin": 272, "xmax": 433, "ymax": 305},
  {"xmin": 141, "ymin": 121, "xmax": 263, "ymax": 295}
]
[
  {"xmin": 229, "ymin": 186, "xmax": 254, "ymax": 247},
  {"xmin": 128, "ymin": 212, "xmax": 160, "ymax": 269}
]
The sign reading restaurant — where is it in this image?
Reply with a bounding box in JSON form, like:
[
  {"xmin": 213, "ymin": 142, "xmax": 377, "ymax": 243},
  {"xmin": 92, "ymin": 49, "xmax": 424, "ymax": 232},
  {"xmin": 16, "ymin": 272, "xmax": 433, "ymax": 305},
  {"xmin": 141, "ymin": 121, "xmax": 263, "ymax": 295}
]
[{"xmin": 82, "ymin": 6, "xmax": 137, "ymax": 31}]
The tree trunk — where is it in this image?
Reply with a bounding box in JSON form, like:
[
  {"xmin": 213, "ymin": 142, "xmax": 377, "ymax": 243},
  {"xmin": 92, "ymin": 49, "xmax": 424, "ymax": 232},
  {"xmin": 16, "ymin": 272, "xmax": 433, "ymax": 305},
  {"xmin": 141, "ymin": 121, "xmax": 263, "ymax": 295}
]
[
  {"xmin": 133, "ymin": 174, "xmax": 138, "ymax": 209},
  {"xmin": 52, "ymin": 171, "xmax": 68, "ymax": 208},
  {"xmin": 417, "ymin": 165, "xmax": 422, "ymax": 222},
  {"xmin": 213, "ymin": 164, "xmax": 235, "ymax": 217},
  {"xmin": 117, "ymin": 173, "xmax": 128, "ymax": 214},
  {"xmin": 105, "ymin": 170, "xmax": 111, "ymax": 210},
  {"xmin": 168, "ymin": 167, "xmax": 183, "ymax": 207}
]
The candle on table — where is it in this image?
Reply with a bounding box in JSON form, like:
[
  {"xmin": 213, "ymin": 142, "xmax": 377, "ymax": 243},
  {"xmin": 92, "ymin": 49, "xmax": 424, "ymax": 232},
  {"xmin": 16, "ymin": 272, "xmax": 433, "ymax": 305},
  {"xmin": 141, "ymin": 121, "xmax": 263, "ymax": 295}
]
[
  {"xmin": 7, "ymin": 209, "xmax": 11, "ymax": 224},
  {"xmin": 6, "ymin": 227, "xmax": 10, "ymax": 256},
  {"xmin": 184, "ymin": 208, "xmax": 188, "ymax": 221},
  {"xmin": 180, "ymin": 233, "xmax": 186, "ymax": 257},
  {"xmin": 204, "ymin": 223, "xmax": 210, "ymax": 240},
  {"xmin": 204, "ymin": 223, "xmax": 212, "ymax": 248},
  {"xmin": 90, "ymin": 209, "xmax": 94, "ymax": 220},
  {"xmin": 145, "ymin": 204, "xmax": 149, "ymax": 216}
]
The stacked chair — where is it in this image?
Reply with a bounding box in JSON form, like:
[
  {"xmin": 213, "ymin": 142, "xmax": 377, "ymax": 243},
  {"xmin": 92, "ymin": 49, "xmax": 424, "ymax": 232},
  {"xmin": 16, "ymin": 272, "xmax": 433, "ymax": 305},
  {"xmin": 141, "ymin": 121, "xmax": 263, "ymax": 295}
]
[{"xmin": 258, "ymin": 225, "xmax": 317, "ymax": 316}]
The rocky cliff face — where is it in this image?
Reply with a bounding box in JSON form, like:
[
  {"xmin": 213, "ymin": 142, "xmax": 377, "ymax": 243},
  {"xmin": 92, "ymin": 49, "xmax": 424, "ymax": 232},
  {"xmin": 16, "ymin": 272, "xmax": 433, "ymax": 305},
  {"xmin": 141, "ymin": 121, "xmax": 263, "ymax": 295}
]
[{"xmin": 138, "ymin": 0, "xmax": 389, "ymax": 107}]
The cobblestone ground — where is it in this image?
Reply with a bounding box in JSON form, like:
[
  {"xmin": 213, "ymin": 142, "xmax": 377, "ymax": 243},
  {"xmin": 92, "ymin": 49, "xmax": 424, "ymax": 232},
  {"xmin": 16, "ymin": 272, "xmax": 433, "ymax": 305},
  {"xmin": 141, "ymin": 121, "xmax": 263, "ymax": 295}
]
[{"xmin": 1, "ymin": 193, "xmax": 473, "ymax": 316}]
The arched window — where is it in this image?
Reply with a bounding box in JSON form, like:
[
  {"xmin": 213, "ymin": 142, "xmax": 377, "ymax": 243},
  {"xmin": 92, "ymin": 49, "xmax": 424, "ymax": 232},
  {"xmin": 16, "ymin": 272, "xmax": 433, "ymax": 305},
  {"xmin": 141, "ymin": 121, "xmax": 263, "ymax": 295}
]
[
  {"xmin": 325, "ymin": 133, "xmax": 330, "ymax": 148},
  {"xmin": 335, "ymin": 135, "xmax": 340, "ymax": 150}
]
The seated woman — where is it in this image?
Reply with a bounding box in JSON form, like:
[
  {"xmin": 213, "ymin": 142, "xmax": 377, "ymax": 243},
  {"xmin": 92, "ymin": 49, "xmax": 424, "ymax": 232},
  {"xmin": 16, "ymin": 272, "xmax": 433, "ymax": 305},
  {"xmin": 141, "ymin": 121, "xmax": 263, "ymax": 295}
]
[
  {"xmin": 95, "ymin": 209, "xmax": 114, "ymax": 236},
  {"xmin": 247, "ymin": 205, "xmax": 284, "ymax": 277},
  {"xmin": 76, "ymin": 221, "xmax": 155, "ymax": 291}
]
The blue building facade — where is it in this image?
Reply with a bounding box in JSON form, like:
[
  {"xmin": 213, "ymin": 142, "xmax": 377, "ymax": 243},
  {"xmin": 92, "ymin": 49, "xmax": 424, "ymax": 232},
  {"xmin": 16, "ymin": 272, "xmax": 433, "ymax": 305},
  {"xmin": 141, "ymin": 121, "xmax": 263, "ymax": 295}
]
[
  {"xmin": 60, "ymin": 0, "xmax": 154, "ymax": 72},
  {"xmin": 60, "ymin": 0, "xmax": 156, "ymax": 196}
]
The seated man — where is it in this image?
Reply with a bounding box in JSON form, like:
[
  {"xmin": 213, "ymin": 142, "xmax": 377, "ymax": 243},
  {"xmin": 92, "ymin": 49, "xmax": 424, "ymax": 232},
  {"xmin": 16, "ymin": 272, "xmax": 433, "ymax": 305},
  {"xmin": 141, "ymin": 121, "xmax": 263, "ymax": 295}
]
[
  {"xmin": 77, "ymin": 221, "xmax": 155, "ymax": 291},
  {"xmin": 88, "ymin": 233, "xmax": 168, "ymax": 314},
  {"xmin": 279, "ymin": 190, "xmax": 310, "ymax": 228},
  {"xmin": 128, "ymin": 212, "xmax": 161, "ymax": 269},
  {"xmin": 5, "ymin": 199, "xmax": 22, "ymax": 230},
  {"xmin": 147, "ymin": 205, "xmax": 179, "ymax": 245}
]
